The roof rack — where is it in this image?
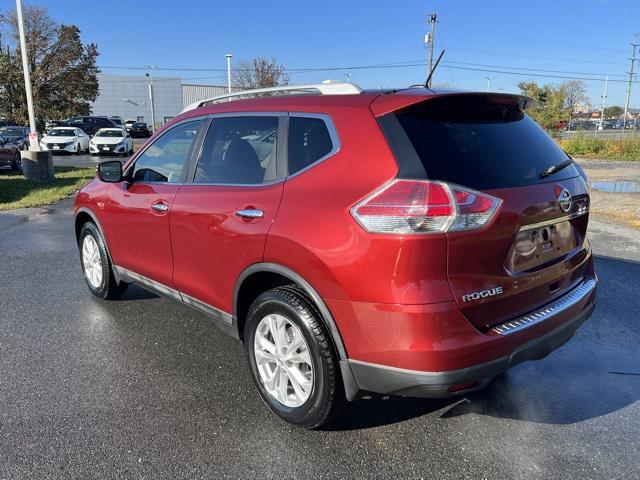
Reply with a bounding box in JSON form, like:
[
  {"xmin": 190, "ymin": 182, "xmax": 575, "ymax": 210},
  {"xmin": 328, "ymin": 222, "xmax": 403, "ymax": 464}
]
[{"xmin": 181, "ymin": 82, "xmax": 363, "ymax": 113}]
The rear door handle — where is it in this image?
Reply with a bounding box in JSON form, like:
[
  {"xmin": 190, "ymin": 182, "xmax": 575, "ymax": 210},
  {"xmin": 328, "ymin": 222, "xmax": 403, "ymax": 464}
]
[
  {"xmin": 235, "ymin": 208, "xmax": 264, "ymax": 219},
  {"xmin": 151, "ymin": 203, "xmax": 169, "ymax": 213}
]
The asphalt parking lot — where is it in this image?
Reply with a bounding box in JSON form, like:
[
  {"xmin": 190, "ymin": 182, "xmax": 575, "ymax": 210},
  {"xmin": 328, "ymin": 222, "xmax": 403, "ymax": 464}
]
[{"xmin": 0, "ymin": 190, "xmax": 639, "ymax": 478}]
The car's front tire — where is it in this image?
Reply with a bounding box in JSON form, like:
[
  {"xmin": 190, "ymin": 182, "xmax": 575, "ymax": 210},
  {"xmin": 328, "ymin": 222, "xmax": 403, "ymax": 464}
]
[
  {"xmin": 11, "ymin": 151, "xmax": 21, "ymax": 171},
  {"xmin": 79, "ymin": 222, "xmax": 128, "ymax": 300},
  {"xmin": 245, "ymin": 286, "xmax": 344, "ymax": 429}
]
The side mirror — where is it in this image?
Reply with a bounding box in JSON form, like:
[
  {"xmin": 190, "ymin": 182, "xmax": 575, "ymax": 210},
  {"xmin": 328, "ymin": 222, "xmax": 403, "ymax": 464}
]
[{"xmin": 97, "ymin": 160, "xmax": 124, "ymax": 183}]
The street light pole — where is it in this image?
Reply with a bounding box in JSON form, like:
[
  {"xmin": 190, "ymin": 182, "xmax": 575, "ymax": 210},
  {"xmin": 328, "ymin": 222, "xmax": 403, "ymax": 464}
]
[
  {"xmin": 225, "ymin": 53, "xmax": 233, "ymax": 93},
  {"xmin": 599, "ymin": 76, "xmax": 608, "ymax": 131},
  {"xmin": 622, "ymin": 37, "xmax": 638, "ymax": 138},
  {"xmin": 146, "ymin": 65, "xmax": 156, "ymax": 131},
  {"xmin": 15, "ymin": 0, "xmax": 39, "ymax": 151},
  {"xmin": 486, "ymin": 76, "xmax": 495, "ymax": 92}
]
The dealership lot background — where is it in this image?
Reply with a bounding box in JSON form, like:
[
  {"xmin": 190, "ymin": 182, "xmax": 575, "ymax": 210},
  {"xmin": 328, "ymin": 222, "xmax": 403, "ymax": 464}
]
[
  {"xmin": 90, "ymin": 74, "xmax": 236, "ymax": 129},
  {"xmin": 2, "ymin": 0, "xmax": 640, "ymax": 478}
]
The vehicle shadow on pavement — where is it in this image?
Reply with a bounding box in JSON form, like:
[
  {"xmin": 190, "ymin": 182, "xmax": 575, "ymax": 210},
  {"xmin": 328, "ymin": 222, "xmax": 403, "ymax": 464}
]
[
  {"xmin": 119, "ymin": 284, "xmax": 160, "ymax": 301},
  {"xmin": 323, "ymin": 395, "xmax": 462, "ymax": 431},
  {"xmin": 326, "ymin": 255, "xmax": 640, "ymax": 430}
]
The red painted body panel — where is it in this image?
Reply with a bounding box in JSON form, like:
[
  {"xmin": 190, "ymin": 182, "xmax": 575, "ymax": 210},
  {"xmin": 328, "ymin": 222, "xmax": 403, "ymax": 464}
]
[
  {"xmin": 447, "ymin": 176, "xmax": 591, "ymax": 329},
  {"xmin": 104, "ymin": 182, "xmax": 179, "ymax": 286},
  {"xmin": 264, "ymin": 105, "xmax": 452, "ymax": 305},
  {"xmin": 326, "ymin": 264, "xmax": 595, "ymax": 371},
  {"xmin": 170, "ymin": 182, "xmax": 284, "ymax": 313}
]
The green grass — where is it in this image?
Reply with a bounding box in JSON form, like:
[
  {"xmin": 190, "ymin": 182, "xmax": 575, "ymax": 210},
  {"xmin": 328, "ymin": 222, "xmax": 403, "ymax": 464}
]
[
  {"xmin": 559, "ymin": 135, "xmax": 640, "ymax": 161},
  {"xmin": 0, "ymin": 166, "xmax": 95, "ymax": 211}
]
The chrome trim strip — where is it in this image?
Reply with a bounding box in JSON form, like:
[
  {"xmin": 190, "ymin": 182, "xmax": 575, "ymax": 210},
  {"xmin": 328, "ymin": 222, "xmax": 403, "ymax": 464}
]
[
  {"xmin": 519, "ymin": 211, "xmax": 587, "ymax": 231},
  {"xmin": 113, "ymin": 266, "xmax": 182, "ymax": 301},
  {"xmin": 491, "ymin": 277, "xmax": 596, "ymax": 335},
  {"xmin": 113, "ymin": 266, "xmax": 233, "ymax": 326},
  {"xmin": 181, "ymin": 293, "xmax": 233, "ymax": 325}
]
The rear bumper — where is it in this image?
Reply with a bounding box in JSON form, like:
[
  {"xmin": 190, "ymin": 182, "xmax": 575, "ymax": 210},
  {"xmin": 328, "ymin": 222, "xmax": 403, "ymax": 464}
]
[
  {"xmin": 336, "ymin": 275, "xmax": 596, "ymax": 398},
  {"xmin": 348, "ymin": 299, "xmax": 594, "ymax": 397}
]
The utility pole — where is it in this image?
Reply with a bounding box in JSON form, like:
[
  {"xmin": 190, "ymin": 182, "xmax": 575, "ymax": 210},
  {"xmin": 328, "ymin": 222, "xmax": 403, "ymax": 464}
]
[
  {"xmin": 599, "ymin": 76, "xmax": 608, "ymax": 131},
  {"xmin": 426, "ymin": 13, "xmax": 437, "ymax": 87},
  {"xmin": 146, "ymin": 65, "xmax": 156, "ymax": 131},
  {"xmin": 15, "ymin": 0, "xmax": 39, "ymax": 151},
  {"xmin": 622, "ymin": 37, "xmax": 638, "ymax": 138},
  {"xmin": 225, "ymin": 53, "xmax": 233, "ymax": 93},
  {"xmin": 485, "ymin": 76, "xmax": 495, "ymax": 92}
]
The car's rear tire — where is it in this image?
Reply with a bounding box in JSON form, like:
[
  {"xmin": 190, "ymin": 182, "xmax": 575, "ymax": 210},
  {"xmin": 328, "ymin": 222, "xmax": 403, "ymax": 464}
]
[
  {"xmin": 79, "ymin": 222, "xmax": 128, "ymax": 300},
  {"xmin": 11, "ymin": 151, "xmax": 21, "ymax": 171},
  {"xmin": 244, "ymin": 286, "xmax": 344, "ymax": 429}
]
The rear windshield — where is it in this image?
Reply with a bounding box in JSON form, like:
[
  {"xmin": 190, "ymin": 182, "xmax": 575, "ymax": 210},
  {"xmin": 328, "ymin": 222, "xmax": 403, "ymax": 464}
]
[{"xmin": 393, "ymin": 96, "xmax": 579, "ymax": 190}]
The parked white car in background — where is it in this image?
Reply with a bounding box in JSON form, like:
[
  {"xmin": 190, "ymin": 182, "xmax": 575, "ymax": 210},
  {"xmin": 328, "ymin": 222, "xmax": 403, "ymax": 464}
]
[
  {"xmin": 89, "ymin": 128, "xmax": 133, "ymax": 156},
  {"xmin": 40, "ymin": 127, "xmax": 90, "ymax": 154}
]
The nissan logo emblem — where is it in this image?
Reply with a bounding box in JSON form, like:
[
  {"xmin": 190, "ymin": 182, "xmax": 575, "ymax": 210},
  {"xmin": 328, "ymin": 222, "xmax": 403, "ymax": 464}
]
[{"xmin": 557, "ymin": 187, "xmax": 572, "ymax": 213}]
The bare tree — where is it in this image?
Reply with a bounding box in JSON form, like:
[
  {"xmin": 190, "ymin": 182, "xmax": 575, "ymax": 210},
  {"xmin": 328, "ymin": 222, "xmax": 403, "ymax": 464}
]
[
  {"xmin": 561, "ymin": 80, "xmax": 589, "ymax": 115},
  {"xmin": 233, "ymin": 57, "xmax": 289, "ymax": 90}
]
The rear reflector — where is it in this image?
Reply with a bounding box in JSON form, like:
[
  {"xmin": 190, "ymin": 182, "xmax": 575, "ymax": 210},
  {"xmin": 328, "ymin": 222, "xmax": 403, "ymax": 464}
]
[{"xmin": 351, "ymin": 179, "xmax": 501, "ymax": 234}]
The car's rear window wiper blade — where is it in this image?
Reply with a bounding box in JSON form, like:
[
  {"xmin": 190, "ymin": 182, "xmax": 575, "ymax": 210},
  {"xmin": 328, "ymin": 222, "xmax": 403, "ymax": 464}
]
[{"xmin": 539, "ymin": 159, "xmax": 574, "ymax": 179}]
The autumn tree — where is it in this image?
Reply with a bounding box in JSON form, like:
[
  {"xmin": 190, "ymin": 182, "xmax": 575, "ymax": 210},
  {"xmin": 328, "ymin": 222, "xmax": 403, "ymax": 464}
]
[
  {"xmin": 233, "ymin": 57, "xmax": 289, "ymax": 90},
  {"xmin": 603, "ymin": 105, "xmax": 624, "ymax": 118},
  {"xmin": 517, "ymin": 81, "xmax": 567, "ymax": 135},
  {"xmin": 0, "ymin": 5, "xmax": 99, "ymax": 127}
]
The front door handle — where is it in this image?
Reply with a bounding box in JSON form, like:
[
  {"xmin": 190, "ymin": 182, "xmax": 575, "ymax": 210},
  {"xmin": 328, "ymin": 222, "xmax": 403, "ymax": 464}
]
[
  {"xmin": 235, "ymin": 208, "xmax": 264, "ymax": 219},
  {"xmin": 151, "ymin": 203, "xmax": 169, "ymax": 213}
]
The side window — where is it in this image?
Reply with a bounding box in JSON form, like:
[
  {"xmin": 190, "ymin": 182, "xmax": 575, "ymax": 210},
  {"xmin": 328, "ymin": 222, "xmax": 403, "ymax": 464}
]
[
  {"xmin": 131, "ymin": 120, "xmax": 202, "ymax": 183},
  {"xmin": 287, "ymin": 116, "xmax": 334, "ymax": 175},
  {"xmin": 194, "ymin": 116, "xmax": 279, "ymax": 184}
]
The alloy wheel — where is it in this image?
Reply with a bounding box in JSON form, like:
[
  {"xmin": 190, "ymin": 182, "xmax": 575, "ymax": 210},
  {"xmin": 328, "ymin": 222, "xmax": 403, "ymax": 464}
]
[
  {"xmin": 82, "ymin": 234, "xmax": 103, "ymax": 288},
  {"xmin": 253, "ymin": 313, "xmax": 314, "ymax": 408}
]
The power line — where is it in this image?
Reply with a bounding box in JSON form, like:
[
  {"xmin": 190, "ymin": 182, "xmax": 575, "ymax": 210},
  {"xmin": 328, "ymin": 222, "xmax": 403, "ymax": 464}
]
[
  {"xmin": 97, "ymin": 61, "xmax": 631, "ymax": 84},
  {"xmin": 439, "ymin": 64, "xmax": 629, "ymax": 83}
]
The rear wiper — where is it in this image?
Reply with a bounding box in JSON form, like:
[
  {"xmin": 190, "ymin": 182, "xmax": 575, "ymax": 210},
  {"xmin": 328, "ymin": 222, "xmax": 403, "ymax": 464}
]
[{"xmin": 539, "ymin": 159, "xmax": 574, "ymax": 179}]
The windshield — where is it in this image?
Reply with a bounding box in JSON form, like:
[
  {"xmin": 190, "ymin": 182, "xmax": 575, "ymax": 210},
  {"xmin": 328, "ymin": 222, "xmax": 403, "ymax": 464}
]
[
  {"xmin": 96, "ymin": 130, "xmax": 124, "ymax": 137},
  {"xmin": 0, "ymin": 127, "xmax": 24, "ymax": 136},
  {"xmin": 133, "ymin": 123, "xmax": 146, "ymax": 128},
  {"xmin": 394, "ymin": 96, "xmax": 579, "ymax": 190},
  {"xmin": 48, "ymin": 129, "xmax": 76, "ymax": 137}
]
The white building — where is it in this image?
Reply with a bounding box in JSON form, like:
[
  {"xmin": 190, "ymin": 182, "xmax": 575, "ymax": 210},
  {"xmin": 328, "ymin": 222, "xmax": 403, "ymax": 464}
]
[{"xmin": 91, "ymin": 74, "xmax": 236, "ymax": 129}]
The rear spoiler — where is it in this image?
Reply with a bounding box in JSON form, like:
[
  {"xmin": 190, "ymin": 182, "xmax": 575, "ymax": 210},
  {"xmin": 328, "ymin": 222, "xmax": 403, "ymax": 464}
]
[{"xmin": 370, "ymin": 89, "xmax": 538, "ymax": 117}]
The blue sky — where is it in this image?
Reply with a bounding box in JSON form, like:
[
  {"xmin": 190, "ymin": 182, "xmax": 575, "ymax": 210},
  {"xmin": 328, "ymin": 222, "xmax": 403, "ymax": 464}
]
[{"xmin": 2, "ymin": 0, "xmax": 639, "ymax": 107}]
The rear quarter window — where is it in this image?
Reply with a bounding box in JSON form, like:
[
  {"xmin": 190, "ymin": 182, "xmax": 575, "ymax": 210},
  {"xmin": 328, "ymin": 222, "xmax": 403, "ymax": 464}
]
[
  {"xmin": 392, "ymin": 96, "xmax": 579, "ymax": 190},
  {"xmin": 287, "ymin": 116, "xmax": 334, "ymax": 175}
]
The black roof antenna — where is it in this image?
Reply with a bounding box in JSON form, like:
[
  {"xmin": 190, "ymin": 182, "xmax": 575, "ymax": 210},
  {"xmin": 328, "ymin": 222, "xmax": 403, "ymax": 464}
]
[{"xmin": 424, "ymin": 49, "xmax": 445, "ymax": 88}]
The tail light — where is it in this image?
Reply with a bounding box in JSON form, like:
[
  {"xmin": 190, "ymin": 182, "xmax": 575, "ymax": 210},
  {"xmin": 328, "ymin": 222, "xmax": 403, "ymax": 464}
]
[{"xmin": 350, "ymin": 179, "xmax": 501, "ymax": 234}]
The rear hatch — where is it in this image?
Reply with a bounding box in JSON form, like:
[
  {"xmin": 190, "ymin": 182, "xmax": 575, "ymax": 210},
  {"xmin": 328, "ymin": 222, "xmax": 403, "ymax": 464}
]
[{"xmin": 379, "ymin": 92, "xmax": 592, "ymax": 330}]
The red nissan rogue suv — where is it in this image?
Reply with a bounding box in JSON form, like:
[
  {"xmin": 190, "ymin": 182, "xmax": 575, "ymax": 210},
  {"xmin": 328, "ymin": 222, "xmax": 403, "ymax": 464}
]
[{"xmin": 74, "ymin": 83, "xmax": 597, "ymax": 428}]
